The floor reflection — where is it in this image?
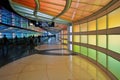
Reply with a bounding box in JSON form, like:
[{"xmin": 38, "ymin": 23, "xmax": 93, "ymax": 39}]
[{"xmin": 0, "ymin": 54, "xmax": 111, "ymax": 80}]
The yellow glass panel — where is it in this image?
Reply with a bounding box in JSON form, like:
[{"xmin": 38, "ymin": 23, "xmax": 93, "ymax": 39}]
[
  {"xmin": 73, "ymin": 35, "xmax": 80, "ymax": 42},
  {"xmin": 63, "ymin": 40, "xmax": 68, "ymax": 44},
  {"xmin": 73, "ymin": 24, "xmax": 80, "ymax": 32},
  {"xmin": 80, "ymin": 23, "xmax": 87, "ymax": 32},
  {"xmin": 88, "ymin": 35, "xmax": 96, "ymax": 45},
  {"xmin": 81, "ymin": 35, "xmax": 87, "ymax": 43},
  {"xmin": 97, "ymin": 16, "xmax": 106, "ymax": 30},
  {"xmin": 63, "ymin": 45, "xmax": 68, "ymax": 49},
  {"xmin": 64, "ymin": 35, "xmax": 68, "ymax": 39},
  {"xmin": 88, "ymin": 20, "xmax": 96, "ymax": 31},
  {"xmin": 98, "ymin": 35, "xmax": 106, "ymax": 48},
  {"xmin": 108, "ymin": 7, "xmax": 120, "ymax": 28}
]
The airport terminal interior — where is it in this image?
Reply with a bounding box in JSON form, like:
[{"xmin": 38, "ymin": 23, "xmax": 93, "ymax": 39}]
[{"xmin": 0, "ymin": 0, "xmax": 120, "ymax": 80}]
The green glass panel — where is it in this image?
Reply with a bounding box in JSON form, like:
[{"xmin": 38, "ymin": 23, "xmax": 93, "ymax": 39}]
[
  {"xmin": 88, "ymin": 48, "xmax": 96, "ymax": 60},
  {"xmin": 97, "ymin": 51, "xmax": 106, "ymax": 67},
  {"xmin": 98, "ymin": 35, "xmax": 106, "ymax": 48},
  {"xmin": 108, "ymin": 35, "xmax": 120, "ymax": 54},
  {"xmin": 108, "ymin": 56, "xmax": 120, "ymax": 80},
  {"xmin": 81, "ymin": 46, "xmax": 87, "ymax": 56},
  {"xmin": 73, "ymin": 45, "xmax": 80, "ymax": 53}
]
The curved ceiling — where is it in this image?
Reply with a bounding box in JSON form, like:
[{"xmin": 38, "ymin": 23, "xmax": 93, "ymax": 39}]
[{"xmin": 10, "ymin": 0, "xmax": 112, "ymax": 24}]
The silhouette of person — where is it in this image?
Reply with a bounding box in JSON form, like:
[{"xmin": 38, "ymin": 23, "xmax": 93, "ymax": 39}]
[
  {"xmin": 15, "ymin": 35, "xmax": 18, "ymax": 45},
  {"xmin": 2, "ymin": 35, "xmax": 9, "ymax": 57}
]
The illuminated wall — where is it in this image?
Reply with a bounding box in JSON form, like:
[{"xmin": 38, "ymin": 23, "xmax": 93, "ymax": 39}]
[
  {"xmin": 73, "ymin": 35, "xmax": 80, "ymax": 43},
  {"xmin": 70, "ymin": 7, "xmax": 120, "ymax": 80},
  {"xmin": 73, "ymin": 24, "xmax": 80, "ymax": 32}
]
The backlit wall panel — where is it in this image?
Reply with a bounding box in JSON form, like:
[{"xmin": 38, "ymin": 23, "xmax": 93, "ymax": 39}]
[
  {"xmin": 64, "ymin": 35, "xmax": 68, "ymax": 39},
  {"xmin": 108, "ymin": 35, "xmax": 120, "ymax": 54},
  {"xmin": 97, "ymin": 16, "xmax": 106, "ymax": 30},
  {"xmin": 81, "ymin": 46, "xmax": 87, "ymax": 56},
  {"xmin": 73, "ymin": 24, "xmax": 80, "ymax": 32},
  {"xmin": 108, "ymin": 56, "xmax": 120, "ymax": 80},
  {"xmin": 98, "ymin": 35, "xmax": 106, "ymax": 48},
  {"xmin": 88, "ymin": 20, "xmax": 96, "ymax": 31},
  {"xmin": 108, "ymin": 7, "xmax": 120, "ymax": 28},
  {"xmin": 88, "ymin": 48, "xmax": 96, "ymax": 60},
  {"xmin": 73, "ymin": 45, "xmax": 80, "ymax": 53},
  {"xmin": 73, "ymin": 35, "xmax": 80, "ymax": 43},
  {"xmin": 80, "ymin": 23, "xmax": 87, "ymax": 32},
  {"xmin": 69, "ymin": 44, "xmax": 72, "ymax": 51},
  {"xmin": 81, "ymin": 35, "xmax": 87, "ymax": 43},
  {"xmin": 63, "ymin": 40, "xmax": 67, "ymax": 44},
  {"xmin": 69, "ymin": 35, "xmax": 72, "ymax": 42},
  {"xmin": 97, "ymin": 51, "xmax": 107, "ymax": 67},
  {"xmin": 69, "ymin": 5, "xmax": 120, "ymax": 80},
  {"xmin": 88, "ymin": 35, "xmax": 96, "ymax": 45}
]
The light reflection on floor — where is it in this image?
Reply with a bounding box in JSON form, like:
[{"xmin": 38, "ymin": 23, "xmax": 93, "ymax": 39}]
[
  {"xmin": 0, "ymin": 37, "xmax": 111, "ymax": 80},
  {"xmin": 0, "ymin": 54, "xmax": 111, "ymax": 80}
]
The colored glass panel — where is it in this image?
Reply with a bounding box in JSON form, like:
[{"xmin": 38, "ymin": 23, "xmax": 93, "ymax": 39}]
[
  {"xmin": 80, "ymin": 23, "xmax": 87, "ymax": 32},
  {"xmin": 97, "ymin": 16, "xmax": 106, "ymax": 30},
  {"xmin": 81, "ymin": 46, "xmax": 87, "ymax": 56},
  {"xmin": 63, "ymin": 40, "xmax": 67, "ymax": 44},
  {"xmin": 64, "ymin": 35, "xmax": 68, "ymax": 39},
  {"xmin": 88, "ymin": 20, "xmax": 96, "ymax": 31},
  {"xmin": 108, "ymin": 7, "xmax": 120, "ymax": 28},
  {"xmin": 97, "ymin": 51, "xmax": 106, "ymax": 67},
  {"xmin": 73, "ymin": 45, "xmax": 80, "ymax": 53},
  {"xmin": 88, "ymin": 48, "xmax": 96, "ymax": 60},
  {"xmin": 63, "ymin": 30, "xmax": 67, "ymax": 34},
  {"xmin": 69, "ymin": 35, "xmax": 72, "ymax": 42},
  {"xmin": 81, "ymin": 35, "xmax": 87, "ymax": 43},
  {"xmin": 108, "ymin": 35, "xmax": 120, "ymax": 54},
  {"xmin": 63, "ymin": 45, "xmax": 67, "ymax": 49},
  {"xmin": 73, "ymin": 35, "xmax": 80, "ymax": 43},
  {"xmin": 108, "ymin": 56, "xmax": 120, "ymax": 80},
  {"xmin": 73, "ymin": 24, "xmax": 80, "ymax": 32},
  {"xmin": 98, "ymin": 35, "xmax": 106, "ymax": 48},
  {"xmin": 69, "ymin": 26, "xmax": 72, "ymax": 33},
  {"xmin": 88, "ymin": 35, "xmax": 96, "ymax": 45},
  {"xmin": 69, "ymin": 44, "xmax": 72, "ymax": 51}
]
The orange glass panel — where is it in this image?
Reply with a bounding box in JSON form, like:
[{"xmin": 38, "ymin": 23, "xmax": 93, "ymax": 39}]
[
  {"xmin": 88, "ymin": 20, "xmax": 96, "ymax": 31},
  {"xmin": 63, "ymin": 30, "xmax": 68, "ymax": 34},
  {"xmin": 108, "ymin": 7, "xmax": 120, "ymax": 28},
  {"xmin": 64, "ymin": 35, "xmax": 68, "ymax": 39},
  {"xmin": 97, "ymin": 16, "xmax": 106, "ymax": 30},
  {"xmin": 73, "ymin": 24, "xmax": 80, "ymax": 32}
]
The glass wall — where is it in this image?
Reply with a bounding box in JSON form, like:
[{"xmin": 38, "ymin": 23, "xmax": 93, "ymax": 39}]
[{"xmin": 70, "ymin": 7, "xmax": 120, "ymax": 80}]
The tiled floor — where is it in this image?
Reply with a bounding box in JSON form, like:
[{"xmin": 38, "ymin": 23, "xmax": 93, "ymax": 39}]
[{"xmin": 0, "ymin": 37, "xmax": 111, "ymax": 80}]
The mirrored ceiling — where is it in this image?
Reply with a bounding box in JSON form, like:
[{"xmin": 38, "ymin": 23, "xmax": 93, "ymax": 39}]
[{"xmin": 10, "ymin": 0, "xmax": 112, "ymax": 23}]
